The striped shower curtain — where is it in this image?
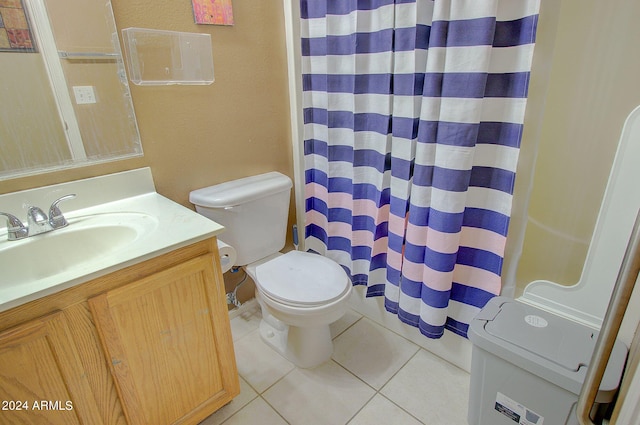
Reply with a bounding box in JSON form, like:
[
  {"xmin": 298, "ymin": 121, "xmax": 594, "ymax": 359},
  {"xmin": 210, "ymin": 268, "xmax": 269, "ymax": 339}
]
[{"xmin": 302, "ymin": 0, "xmax": 540, "ymax": 338}]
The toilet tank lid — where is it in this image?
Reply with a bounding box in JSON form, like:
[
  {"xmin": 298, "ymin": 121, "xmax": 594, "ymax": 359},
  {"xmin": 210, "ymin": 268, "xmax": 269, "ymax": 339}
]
[{"xmin": 189, "ymin": 172, "xmax": 292, "ymax": 208}]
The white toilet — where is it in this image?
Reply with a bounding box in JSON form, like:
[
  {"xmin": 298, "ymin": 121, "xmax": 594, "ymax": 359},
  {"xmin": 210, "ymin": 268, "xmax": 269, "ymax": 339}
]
[{"xmin": 189, "ymin": 172, "xmax": 352, "ymax": 368}]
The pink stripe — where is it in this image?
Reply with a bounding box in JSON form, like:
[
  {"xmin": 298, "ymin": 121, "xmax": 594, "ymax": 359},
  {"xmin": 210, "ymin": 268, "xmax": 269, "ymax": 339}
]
[
  {"xmin": 402, "ymin": 260, "xmax": 501, "ymax": 293},
  {"xmin": 401, "ymin": 259, "xmax": 424, "ymax": 283},
  {"xmin": 405, "ymin": 223, "xmax": 460, "ymax": 254},
  {"xmin": 387, "ymin": 248, "xmax": 403, "ymax": 271},
  {"xmin": 403, "ymin": 261, "xmax": 455, "ymax": 291},
  {"xmin": 372, "ymin": 236, "xmax": 388, "ymax": 257},
  {"xmin": 305, "ymin": 182, "xmax": 327, "ymax": 200},
  {"xmin": 460, "ymin": 227, "xmax": 507, "ymax": 257},
  {"xmin": 352, "ymin": 199, "xmax": 390, "ymax": 225},
  {"xmin": 326, "ymin": 192, "xmax": 353, "ymax": 209},
  {"xmin": 327, "ymin": 221, "xmax": 351, "ymax": 239},
  {"xmin": 306, "ymin": 210, "xmax": 328, "ymax": 228},
  {"xmin": 388, "ymin": 212, "xmax": 407, "ymax": 236},
  {"xmin": 352, "ymin": 229, "xmax": 373, "ymax": 246},
  {"xmin": 453, "ymin": 264, "xmax": 501, "ymax": 294}
]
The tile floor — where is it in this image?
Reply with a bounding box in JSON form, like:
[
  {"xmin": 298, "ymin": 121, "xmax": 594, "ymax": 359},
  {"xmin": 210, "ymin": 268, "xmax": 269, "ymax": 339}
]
[{"xmin": 200, "ymin": 303, "xmax": 470, "ymax": 425}]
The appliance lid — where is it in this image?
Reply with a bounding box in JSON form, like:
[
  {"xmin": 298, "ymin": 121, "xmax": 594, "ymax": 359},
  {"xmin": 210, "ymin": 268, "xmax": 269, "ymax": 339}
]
[
  {"xmin": 256, "ymin": 251, "xmax": 349, "ymax": 305},
  {"xmin": 189, "ymin": 172, "xmax": 292, "ymax": 208},
  {"xmin": 468, "ymin": 297, "xmax": 628, "ymax": 399},
  {"xmin": 483, "ymin": 300, "xmax": 594, "ymax": 372}
]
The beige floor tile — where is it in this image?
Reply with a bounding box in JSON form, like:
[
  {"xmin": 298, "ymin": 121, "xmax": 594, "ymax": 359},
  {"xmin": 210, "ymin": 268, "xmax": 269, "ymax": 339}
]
[
  {"xmin": 229, "ymin": 303, "xmax": 262, "ymax": 342},
  {"xmin": 332, "ymin": 318, "xmax": 420, "ymax": 389},
  {"xmin": 199, "ymin": 377, "xmax": 257, "ymax": 425},
  {"xmin": 233, "ymin": 329, "xmax": 295, "ymax": 393},
  {"xmin": 330, "ymin": 309, "xmax": 362, "ymax": 338},
  {"xmin": 219, "ymin": 397, "xmax": 288, "ymax": 425},
  {"xmin": 381, "ymin": 349, "xmax": 470, "ymax": 425},
  {"xmin": 348, "ymin": 394, "xmax": 423, "ymax": 425},
  {"xmin": 263, "ymin": 360, "xmax": 375, "ymax": 425}
]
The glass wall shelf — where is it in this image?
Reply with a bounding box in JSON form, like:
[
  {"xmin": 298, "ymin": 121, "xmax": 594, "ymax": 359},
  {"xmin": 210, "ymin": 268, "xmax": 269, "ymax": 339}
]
[{"xmin": 121, "ymin": 28, "xmax": 214, "ymax": 86}]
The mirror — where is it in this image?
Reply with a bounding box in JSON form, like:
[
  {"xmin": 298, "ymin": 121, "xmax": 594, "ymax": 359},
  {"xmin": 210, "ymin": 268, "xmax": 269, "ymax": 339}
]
[{"xmin": 0, "ymin": 0, "xmax": 142, "ymax": 180}]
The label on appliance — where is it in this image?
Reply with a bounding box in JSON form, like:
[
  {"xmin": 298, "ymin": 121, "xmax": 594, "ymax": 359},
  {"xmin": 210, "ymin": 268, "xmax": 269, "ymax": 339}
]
[
  {"xmin": 494, "ymin": 392, "xmax": 544, "ymax": 425},
  {"xmin": 524, "ymin": 314, "xmax": 548, "ymax": 328}
]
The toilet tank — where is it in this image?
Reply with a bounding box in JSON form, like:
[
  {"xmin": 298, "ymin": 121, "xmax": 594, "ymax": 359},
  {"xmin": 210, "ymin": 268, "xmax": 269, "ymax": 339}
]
[{"xmin": 189, "ymin": 172, "xmax": 293, "ymax": 266}]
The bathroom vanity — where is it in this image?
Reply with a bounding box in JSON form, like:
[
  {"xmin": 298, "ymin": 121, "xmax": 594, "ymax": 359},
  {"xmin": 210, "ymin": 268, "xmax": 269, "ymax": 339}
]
[{"xmin": 0, "ymin": 169, "xmax": 240, "ymax": 425}]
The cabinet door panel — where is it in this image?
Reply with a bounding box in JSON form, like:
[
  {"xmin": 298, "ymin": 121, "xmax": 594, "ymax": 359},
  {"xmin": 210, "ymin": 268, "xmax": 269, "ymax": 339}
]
[
  {"xmin": 90, "ymin": 254, "xmax": 239, "ymax": 425},
  {"xmin": 0, "ymin": 312, "xmax": 104, "ymax": 425}
]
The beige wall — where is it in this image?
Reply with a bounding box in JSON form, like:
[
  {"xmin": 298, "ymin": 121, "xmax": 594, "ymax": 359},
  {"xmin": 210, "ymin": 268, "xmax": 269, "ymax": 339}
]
[
  {"xmin": 513, "ymin": 0, "xmax": 640, "ymax": 294},
  {"xmin": 112, "ymin": 0, "xmax": 293, "ymax": 208},
  {"xmin": 0, "ymin": 0, "xmax": 293, "ymax": 212},
  {"xmin": 0, "ymin": 53, "xmax": 70, "ymax": 174}
]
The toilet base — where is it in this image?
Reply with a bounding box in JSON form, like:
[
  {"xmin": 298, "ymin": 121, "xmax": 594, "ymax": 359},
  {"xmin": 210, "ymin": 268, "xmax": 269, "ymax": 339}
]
[{"xmin": 258, "ymin": 315, "xmax": 334, "ymax": 368}]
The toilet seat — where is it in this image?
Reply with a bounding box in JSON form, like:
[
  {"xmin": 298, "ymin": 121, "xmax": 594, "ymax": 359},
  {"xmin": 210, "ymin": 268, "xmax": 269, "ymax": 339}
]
[{"xmin": 255, "ymin": 251, "xmax": 349, "ymax": 307}]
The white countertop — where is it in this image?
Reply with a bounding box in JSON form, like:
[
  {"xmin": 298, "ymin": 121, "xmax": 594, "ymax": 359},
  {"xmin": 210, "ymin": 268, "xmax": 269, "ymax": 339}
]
[{"xmin": 0, "ymin": 168, "xmax": 224, "ymax": 312}]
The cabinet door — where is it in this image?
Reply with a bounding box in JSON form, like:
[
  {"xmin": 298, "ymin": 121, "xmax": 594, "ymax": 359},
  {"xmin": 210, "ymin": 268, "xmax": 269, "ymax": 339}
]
[
  {"xmin": 0, "ymin": 312, "xmax": 104, "ymax": 425},
  {"xmin": 89, "ymin": 254, "xmax": 239, "ymax": 425}
]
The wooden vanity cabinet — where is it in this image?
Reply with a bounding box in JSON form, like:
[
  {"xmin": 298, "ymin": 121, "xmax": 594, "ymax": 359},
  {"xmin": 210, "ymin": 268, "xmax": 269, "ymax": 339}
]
[
  {"xmin": 0, "ymin": 311, "xmax": 105, "ymax": 425},
  {"xmin": 0, "ymin": 238, "xmax": 239, "ymax": 425},
  {"xmin": 90, "ymin": 254, "xmax": 238, "ymax": 425}
]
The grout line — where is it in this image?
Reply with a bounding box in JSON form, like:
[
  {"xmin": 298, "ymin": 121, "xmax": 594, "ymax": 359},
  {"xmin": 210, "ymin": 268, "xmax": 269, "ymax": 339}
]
[
  {"xmin": 259, "ymin": 395, "xmax": 292, "ymax": 425},
  {"xmin": 377, "ymin": 392, "xmax": 426, "ymax": 425},
  {"xmin": 330, "ymin": 314, "xmax": 364, "ymax": 341}
]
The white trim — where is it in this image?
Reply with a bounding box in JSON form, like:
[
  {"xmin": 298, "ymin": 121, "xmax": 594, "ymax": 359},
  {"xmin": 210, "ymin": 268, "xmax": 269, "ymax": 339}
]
[
  {"xmin": 283, "ymin": 0, "xmax": 306, "ymax": 251},
  {"xmin": 25, "ymin": 0, "xmax": 87, "ymax": 161}
]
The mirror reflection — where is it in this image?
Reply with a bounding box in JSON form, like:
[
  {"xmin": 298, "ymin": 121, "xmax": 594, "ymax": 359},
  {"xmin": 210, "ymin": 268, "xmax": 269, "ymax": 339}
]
[{"xmin": 0, "ymin": 0, "xmax": 142, "ymax": 180}]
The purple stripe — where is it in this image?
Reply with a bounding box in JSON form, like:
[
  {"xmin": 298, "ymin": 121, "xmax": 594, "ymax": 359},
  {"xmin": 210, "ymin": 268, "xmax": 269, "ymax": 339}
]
[
  {"xmin": 301, "ymin": 30, "xmax": 394, "ymax": 56},
  {"xmin": 404, "ymin": 241, "xmax": 458, "ymax": 273},
  {"xmin": 463, "ymin": 207, "xmax": 510, "ymax": 236},
  {"xmin": 477, "ymin": 122, "xmax": 523, "ymax": 148},
  {"xmin": 444, "ymin": 317, "xmax": 468, "ymax": 338},
  {"xmin": 469, "ymin": 166, "xmax": 515, "ymax": 193},
  {"xmin": 493, "ymin": 16, "xmax": 538, "ymax": 47},
  {"xmin": 413, "ymin": 166, "xmax": 472, "ymax": 192},
  {"xmin": 429, "ymin": 16, "xmax": 537, "ymax": 48},
  {"xmin": 450, "ymin": 283, "xmax": 496, "ymax": 308},
  {"xmin": 301, "ymin": 16, "xmax": 536, "ymax": 57},
  {"xmin": 303, "ymin": 72, "xmax": 530, "ymax": 98},
  {"xmin": 417, "ymin": 121, "xmax": 479, "ymax": 147},
  {"xmin": 457, "ymin": 246, "xmax": 503, "ymax": 276},
  {"xmin": 429, "ymin": 18, "xmax": 496, "ymax": 47},
  {"xmin": 303, "ymin": 108, "xmax": 392, "ymax": 134},
  {"xmin": 300, "ymin": 0, "xmax": 395, "ymax": 20}
]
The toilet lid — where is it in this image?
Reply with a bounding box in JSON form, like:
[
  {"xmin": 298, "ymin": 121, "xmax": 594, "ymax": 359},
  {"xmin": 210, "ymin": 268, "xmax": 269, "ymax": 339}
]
[{"xmin": 255, "ymin": 251, "xmax": 349, "ymax": 306}]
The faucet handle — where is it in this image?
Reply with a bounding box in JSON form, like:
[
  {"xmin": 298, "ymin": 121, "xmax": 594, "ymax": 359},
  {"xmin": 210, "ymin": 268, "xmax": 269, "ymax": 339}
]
[
  {"xmin": 0, "ymin": 212, "xmax": 28, "ymax": 240},
  {"xmin": 49, "ymin": 194, "xmax": 76, "ymax": 229}
]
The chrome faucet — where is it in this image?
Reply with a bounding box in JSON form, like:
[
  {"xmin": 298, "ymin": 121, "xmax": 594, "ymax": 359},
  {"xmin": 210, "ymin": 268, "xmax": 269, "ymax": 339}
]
[
  {"xmin": 26, "ymin": 205, "xmax": 51, "ymax": 236},
  {"xmin": 0, "ymin": 212, "xmax": 28, "ymax": 240},
  {"xmin": 0, "ymin": 194, "xmax": 76, "ymax": 241}
]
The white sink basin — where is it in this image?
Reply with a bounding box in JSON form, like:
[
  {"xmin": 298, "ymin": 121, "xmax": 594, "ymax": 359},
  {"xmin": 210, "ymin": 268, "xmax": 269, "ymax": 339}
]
[
  {"xmin": 0, "ymin": 212, "xmax": 158, "ymax": 287},
  {"xmin": 0, "ymin": 168, "xmax": 224, "ymax": 313}
]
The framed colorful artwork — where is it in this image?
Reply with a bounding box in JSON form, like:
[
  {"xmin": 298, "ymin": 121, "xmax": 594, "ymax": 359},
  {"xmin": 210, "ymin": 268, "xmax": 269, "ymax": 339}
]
[
  {"xmin": 0, "ymin": 0, "xmax": 37, "ymax": 52},
  {"xmin": 192, "ymin": 0, "xmax": 234, "ymax": 26}
]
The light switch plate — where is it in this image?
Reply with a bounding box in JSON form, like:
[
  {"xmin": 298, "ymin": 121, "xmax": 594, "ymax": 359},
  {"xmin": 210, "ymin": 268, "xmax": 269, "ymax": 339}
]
[{"xmin": 73, "ymin": 86, "xmax": 96, "ymax": 104}]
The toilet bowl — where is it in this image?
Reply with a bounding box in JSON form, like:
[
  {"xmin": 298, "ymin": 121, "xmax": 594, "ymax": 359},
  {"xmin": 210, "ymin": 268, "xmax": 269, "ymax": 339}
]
[
  {"xmin": 189, "ymin": 172, "xmax": 352, "ymax": 368},
  {"xmin": 246, "ymin": 250, "xmax": 352, "ymax": 368}
]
